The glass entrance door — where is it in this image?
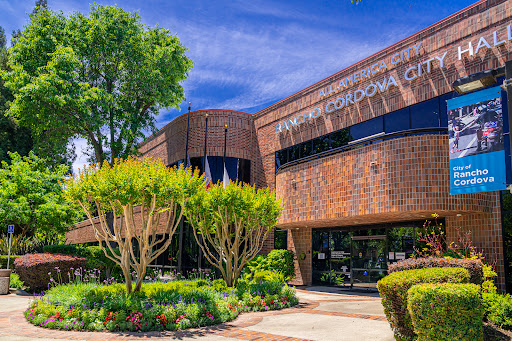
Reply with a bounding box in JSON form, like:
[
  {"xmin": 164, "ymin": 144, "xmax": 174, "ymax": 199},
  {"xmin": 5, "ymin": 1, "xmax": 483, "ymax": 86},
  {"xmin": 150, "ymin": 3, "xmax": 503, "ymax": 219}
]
[{"xmin": 351, "ymin": 235, "xmax": 387, "ymax": 288}]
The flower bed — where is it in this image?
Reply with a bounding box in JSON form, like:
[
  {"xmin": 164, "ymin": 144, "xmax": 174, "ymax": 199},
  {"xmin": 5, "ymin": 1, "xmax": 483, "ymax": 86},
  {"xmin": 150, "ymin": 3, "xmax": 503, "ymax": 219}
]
[{"xmin": 25, "ymin": 279, "xmax": 298, "ymax": 332}]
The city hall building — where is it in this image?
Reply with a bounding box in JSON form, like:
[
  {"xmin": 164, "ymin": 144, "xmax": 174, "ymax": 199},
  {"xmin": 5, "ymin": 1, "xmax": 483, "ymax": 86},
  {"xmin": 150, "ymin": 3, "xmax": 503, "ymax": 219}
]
[{"xmin": 67, "ymin": 0, "xmax": 512, "ymax": 290}]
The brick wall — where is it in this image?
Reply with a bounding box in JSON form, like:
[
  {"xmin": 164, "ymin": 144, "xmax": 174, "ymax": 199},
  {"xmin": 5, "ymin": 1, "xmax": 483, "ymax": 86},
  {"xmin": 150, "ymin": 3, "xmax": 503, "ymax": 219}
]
[
  {"xmin": 252, "ymin": 0, "xmax": 511, "ymax": 287},
  {"xmin": 66, "ymin": 0, "xmax": 512, "ymax": 288}
]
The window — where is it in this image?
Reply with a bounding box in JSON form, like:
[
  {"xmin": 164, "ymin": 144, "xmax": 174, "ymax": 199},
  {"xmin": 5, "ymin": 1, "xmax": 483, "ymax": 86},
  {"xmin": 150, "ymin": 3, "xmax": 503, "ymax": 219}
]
[
  {"xmin": 313, "ymin": 135, "xmax": 331, "ymax": 154},
  {"xmin": 385, "ymin": 108, "xmax": 410, "ymax": 133},
  {"xmin": 410, "ymin": 98, "xmax": 440, "ymax": 129},
  {"xmin": 349, "ymin": 116, "xmax": 383, "ymax": 141},
  {"xmin": 300, "ymin": 140, "xmax": 313, "ymax": 158},
  {"xmin": 330, "ymin": 128, "xmax": 350, "ymax": 148},
  {"xmin": 289, "ymin": 144, "xmax": 300, "ymax": 162},
  {"xmin": 274, "ymin": 229, "xmax": 288, "ymax": 250}
]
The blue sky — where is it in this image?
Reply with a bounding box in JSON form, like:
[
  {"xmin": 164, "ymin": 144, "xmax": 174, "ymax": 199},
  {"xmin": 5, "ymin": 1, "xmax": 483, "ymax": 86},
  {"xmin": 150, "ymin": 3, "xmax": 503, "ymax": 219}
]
[{"xmin": 0, "ymin": 0, "xmax": 477, "ymax": 171}]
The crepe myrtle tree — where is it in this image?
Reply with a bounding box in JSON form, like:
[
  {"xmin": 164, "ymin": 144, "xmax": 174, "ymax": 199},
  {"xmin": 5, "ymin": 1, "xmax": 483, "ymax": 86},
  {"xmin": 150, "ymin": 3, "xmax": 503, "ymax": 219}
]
[
  {"xmin": 64, "ymin": 157, "xmax": 204, "ymax": 293},
  {"xmin": 186, "ymin": 182, "xmax": 283, "ymax": 287}
]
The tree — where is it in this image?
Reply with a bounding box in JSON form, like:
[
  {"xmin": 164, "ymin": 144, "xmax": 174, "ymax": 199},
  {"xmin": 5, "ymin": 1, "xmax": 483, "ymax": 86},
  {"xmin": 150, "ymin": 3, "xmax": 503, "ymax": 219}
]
[
  {"xmin": 186, "ymin": 182, "xmax": 283, "ymax": 287},
  {"xmin": 0, "ymin": 26, "xmax": 34, "ymax": 164},
  {"xmin": 64, "ymin": 158, "xmax": 204, "ymax": 293},
  {"xmin": 0, "ymin": 152, "xmax": 80, "ymax": 242},
  {"xmin": 3, "ymin": 5, "xmax": 192, "ymax": 167}
]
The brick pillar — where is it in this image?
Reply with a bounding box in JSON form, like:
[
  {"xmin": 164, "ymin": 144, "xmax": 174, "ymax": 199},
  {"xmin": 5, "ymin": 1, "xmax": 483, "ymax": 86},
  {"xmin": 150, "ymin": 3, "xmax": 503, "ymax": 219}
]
[
  {"xmin": 288, "ymin": 227, "xmax": 312, "ymax": 286},
  {"xmin": 445, "ymin": 192, "xmax": 505, "ymax": 292}
]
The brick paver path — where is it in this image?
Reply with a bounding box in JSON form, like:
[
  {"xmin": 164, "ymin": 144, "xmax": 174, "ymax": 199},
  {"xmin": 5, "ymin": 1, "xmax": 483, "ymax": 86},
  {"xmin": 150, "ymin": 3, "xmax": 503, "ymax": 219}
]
[{"xmin": 0, "ymin": 289, "xmax": 386, "ymax": 340}]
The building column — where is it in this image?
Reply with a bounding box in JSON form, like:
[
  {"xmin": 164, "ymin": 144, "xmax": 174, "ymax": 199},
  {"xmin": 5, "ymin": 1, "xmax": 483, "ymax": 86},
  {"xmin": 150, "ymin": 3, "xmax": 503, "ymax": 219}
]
[{"xmin": 288, "ymin": 227, "xmax": 312, "ymax": 286}]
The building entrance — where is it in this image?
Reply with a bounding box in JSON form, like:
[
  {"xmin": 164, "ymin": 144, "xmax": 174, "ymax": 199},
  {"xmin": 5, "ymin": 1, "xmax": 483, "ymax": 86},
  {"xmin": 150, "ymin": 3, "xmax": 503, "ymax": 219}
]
[
  {"xmin": 351, "ymin": 235, "xmax": 387, "ymax": 288},
  {"xmin": 312, "ymin": 221, "xmax": 435, "ymax": 288}
]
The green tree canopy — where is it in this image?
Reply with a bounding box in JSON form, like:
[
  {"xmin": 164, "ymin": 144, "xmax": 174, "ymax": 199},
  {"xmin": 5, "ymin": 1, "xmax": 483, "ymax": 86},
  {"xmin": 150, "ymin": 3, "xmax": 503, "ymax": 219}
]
[
  {"xmin": 0, "ymin": 26, "xmax": 34, "ymax": 165},
  {"xmin": 0, "ymin": 152, "xmax": 80, "ymax": 240},
  {"xmin": 3, "ymin": 5, "xmax": 193, "ymax": 166},
  {"xmin": 186, "ymin": 182, "xmax": 283, "ymax": 287}
]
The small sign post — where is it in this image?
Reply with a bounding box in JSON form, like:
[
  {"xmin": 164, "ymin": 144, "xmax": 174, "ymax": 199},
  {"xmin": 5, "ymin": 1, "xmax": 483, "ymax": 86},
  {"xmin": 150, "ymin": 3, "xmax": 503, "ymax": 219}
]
[{"xmin": 6, "ymin": 225, "xmax": 14, "ymax": 269}]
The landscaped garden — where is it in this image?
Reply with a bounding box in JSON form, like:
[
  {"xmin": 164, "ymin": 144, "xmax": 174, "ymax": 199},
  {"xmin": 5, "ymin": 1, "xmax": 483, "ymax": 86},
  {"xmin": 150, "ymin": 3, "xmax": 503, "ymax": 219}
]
[
  {"xmin": 377, "ymin": 218, "xmax": 512, "ymax": 341},
  {"xmin": 2, "ymin": 152, "xmax": 297, "ymax": 333},
  {"xmin": 24, "ymin": 274, "xmax": 297, "ymax": 332}
]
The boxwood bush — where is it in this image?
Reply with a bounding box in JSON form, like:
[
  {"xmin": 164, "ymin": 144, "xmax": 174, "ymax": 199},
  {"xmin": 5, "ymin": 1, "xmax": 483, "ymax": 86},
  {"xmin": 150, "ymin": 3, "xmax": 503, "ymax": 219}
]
[
  {"xmin": 408, "ymin": 283, "xmax": 483, "ymax": 341},
  {"xmin": 0, "ymin": 255, "xmax": 20, "ymax": 270},
  {"xmin": 377, "ymin": 267, "xmax": 470, "ymax": 341},
  {"xmin": 388, "ymin": 257, "xmax": 483, "ymax": 285},
  {"xmin": 14, "ymin": 253, "xmax": 87, "ymax": 292}
]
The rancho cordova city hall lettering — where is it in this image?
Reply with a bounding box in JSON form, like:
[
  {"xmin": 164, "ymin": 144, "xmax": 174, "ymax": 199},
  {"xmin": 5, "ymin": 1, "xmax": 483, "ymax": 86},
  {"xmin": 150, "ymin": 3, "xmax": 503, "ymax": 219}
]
[{"xmin": 276, "ymin": 24, "xmax": 512, "ymax": 134}]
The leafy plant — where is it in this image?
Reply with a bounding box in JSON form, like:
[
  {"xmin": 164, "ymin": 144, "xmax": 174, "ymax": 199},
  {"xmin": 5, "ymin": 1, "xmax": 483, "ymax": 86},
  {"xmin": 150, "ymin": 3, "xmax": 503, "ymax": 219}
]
[
  {"xmin": 320, "ymin": 270, "xmax": 345, "ymax": 286},
  {"xmin": 186, "ymin": 181, "xmax": 283, "ymax": 287},
  {"xmin": 3, "ymin": 4, "xmax": 192, "ymax": 166},
  {"xmin": 14, "ymin": 253, "xmax": 87, "ymax": 292},
  {"xmin": 0, "ymin": 152, "xmax": 80, "ymax": 242},
  {"xmin": 243, "ymin": 249, "xmax": 295, "ymax": 282},
  {"xmin": 64, "ymin": 157, "xmax": 204, "ymax": 293},
  {"xmin": 377, "ymin": 267, "xmax": 471, "ymax": 341},
  {"xmin": 10, "ymin": 272, "xmax": 24, "ymax": 289},
  {"xmin": 408, "ymin": 283, "xmax": 483, "ymax": 341},
  {"xmin": 26, "ymin": 278, "xmax": 298, "ymax": 332}
]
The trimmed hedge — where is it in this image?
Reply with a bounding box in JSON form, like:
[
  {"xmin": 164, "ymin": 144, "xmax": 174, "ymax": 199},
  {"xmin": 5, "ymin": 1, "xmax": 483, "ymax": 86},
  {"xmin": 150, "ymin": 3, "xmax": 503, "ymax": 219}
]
[
  {"xmin": 43, "ymin": 244, "xmax": 120, "ymax": 276},
  {"xmin": 14, "ymin": 253, "xmax": 87, "ymax": 292},
  {"xmin": 388, "ymin": 257, "xmax": 483, "ymax": 285},
  {"xmin": 377, "ymin": 267, "xmax": 470, "ymax": 341},
  {"xmin": 0, "ymin": 255, "xmax": 21, "ymax": 270},
  {"xmin": 408, "ymin": 283, "xmax": 483, "ymax": 341}
]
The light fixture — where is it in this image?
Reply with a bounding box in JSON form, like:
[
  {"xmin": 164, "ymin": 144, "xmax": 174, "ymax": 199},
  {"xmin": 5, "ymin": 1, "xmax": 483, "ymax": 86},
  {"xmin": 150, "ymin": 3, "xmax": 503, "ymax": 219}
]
[{"xmin": 452, "ymin": 67, "xmax": 505, "ymax": 94}]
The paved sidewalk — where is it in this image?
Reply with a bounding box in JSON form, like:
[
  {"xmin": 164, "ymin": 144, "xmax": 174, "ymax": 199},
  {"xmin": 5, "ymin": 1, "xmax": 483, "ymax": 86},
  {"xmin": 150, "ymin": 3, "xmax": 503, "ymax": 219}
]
[{"xmin": 0, "ymin": 288, "xmax": 394, "ymax": 341}]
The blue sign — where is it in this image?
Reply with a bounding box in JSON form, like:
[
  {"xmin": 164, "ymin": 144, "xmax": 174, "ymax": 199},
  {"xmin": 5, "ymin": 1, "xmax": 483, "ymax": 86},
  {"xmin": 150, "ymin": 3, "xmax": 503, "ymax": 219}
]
[
  {"xmin": 447, "ymin": 86, "xmax": 506, "ymax": 195},
  {"xmin": 7, "ymin": 225, "xmax": 14, "ymax": 234}
]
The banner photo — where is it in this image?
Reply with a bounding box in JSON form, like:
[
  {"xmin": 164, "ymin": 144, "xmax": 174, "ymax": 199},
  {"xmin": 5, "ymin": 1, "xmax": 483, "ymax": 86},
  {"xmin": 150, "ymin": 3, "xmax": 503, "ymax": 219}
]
[{"xmin": 447, "ymin": 86, "xmax": 506, "ymax": 195}]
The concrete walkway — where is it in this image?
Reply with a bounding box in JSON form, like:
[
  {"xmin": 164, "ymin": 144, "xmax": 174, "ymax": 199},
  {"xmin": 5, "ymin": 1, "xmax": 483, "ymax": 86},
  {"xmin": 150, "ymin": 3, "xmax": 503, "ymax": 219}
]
[{"xmin": 0, "ymin": 288, "xmax": 394, "ymax": 341}]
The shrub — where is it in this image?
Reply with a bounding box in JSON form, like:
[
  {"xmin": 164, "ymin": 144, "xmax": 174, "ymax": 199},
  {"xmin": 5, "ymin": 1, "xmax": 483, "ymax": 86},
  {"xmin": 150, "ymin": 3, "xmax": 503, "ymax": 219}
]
[
  {"xmin": 408, "ymin": 283, "xmax": 483, "ymax": 341},
  {"xmin": 10, "ymin": 272, "xmax": 24, "ymax": 289},
  {"xmin": 483, "ymin": 291, "xmax": 512, "ymax": 330},
  {"xmin": 14, "ymin": 253, "xmax": 87, "ymax": 292},
  {"xmin": 243, "ymin": 249, "xmax": 295, "ymax": 282},
  {"xmin": 43, "ymin": 244, "xmax": 122, "ymax": 279},
  {"xmin": 43, "ymin": 245, "xmax": 78, "ymax": 255},
  {"xmin": 0, "ymin": 255, "xmax": 20, "ymax": 270},
  {"xmin": 377, "ymin": 267, "xmax": 470, "ymax": 341},
  {"xmin": 26, "ymin": 278, "xmax": 299, "ymax": 332},
  {"xmin": 388, "ymin": 257, "xmax": 483, "ymax": 285}
]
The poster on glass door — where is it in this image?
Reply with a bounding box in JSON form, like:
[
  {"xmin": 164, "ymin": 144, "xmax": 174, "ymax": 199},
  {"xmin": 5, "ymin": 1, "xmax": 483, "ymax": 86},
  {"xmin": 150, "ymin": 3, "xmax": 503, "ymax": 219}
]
[{"xmin": 447, "ymin": 86, "xmax": 506, "ymax": 195}]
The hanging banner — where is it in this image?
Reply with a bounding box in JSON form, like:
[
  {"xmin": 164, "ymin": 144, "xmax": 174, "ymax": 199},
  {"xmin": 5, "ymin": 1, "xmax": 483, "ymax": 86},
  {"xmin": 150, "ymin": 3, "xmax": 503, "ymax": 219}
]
[{"xmin": 447, "ymin": 86, "xmax": 506, "ymax": 195}]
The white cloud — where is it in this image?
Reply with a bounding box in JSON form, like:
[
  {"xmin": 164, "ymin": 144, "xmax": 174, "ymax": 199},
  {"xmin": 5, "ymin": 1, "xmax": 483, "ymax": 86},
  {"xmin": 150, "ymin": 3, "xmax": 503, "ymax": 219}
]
[{"xmin": 172, "ymin": 19, "xmax": 393, "ymax": 111}]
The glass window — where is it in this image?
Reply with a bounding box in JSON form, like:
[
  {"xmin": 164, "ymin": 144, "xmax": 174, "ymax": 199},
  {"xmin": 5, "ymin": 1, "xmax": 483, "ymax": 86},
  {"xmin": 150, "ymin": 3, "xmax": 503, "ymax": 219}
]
[
  {"xmin": 274, "ymin": 229, "xmax": 288, "ymax": 250},
  {"xmin": 349, "ymin": 116, "xmax": 383, "ymax": 141},
  {"xmin": 439, "ymin": 93, "xmax": 456, "ymax": 128},
  {"xmin": 276, "ymin": 149, "xmax": 288, "ymax": 169},
  {"xmin": 410, "ymin": 98, "xmax": 440, "ymax": 129},
  {"xmin": 313, "ymin": 136, "xmax": 330, "ymax": 154},
  {"xmin": 236, "ymin": 158, "xmax": 251, "ymax": 184},
  {"xmin": 385, "ymin": 108, "xmax": 410, "ymax": 133},
  {"xmin": 289, "ymin": 144, "xmax": 300, "ymax": 162},
  {"xmin": 300, "ymin": 140, "xmax": 313, "ymax": 158},
  {"xmin": 330, "ymin": 128, "xmax": 350, "ymax": 148}
]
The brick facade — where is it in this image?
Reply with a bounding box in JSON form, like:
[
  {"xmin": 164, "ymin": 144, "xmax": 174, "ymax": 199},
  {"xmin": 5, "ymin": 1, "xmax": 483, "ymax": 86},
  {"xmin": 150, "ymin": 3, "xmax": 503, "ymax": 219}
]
[{"xmin": 67, "ymin": 0, "xmax": 512, "ymax": 290}]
